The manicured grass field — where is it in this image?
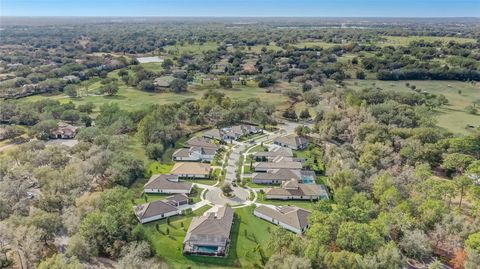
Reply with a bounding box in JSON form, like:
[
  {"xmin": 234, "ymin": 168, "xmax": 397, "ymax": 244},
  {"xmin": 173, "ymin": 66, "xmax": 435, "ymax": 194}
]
[
  {"xmin": 141, "ymin": 205, "xmax": 275, "ymax": 269},
  {"xmin": 345, "ymin": 79, "xmax": 480, "ymax": 135}
]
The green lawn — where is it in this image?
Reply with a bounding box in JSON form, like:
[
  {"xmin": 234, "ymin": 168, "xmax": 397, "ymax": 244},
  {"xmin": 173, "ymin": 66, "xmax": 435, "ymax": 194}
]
[
  {"xmin": 21, "ymin": 76, "xmax": 289, "ymax": 112},
  {"xmin": 345, "ymin": 79, "xmax": 480, "ymax": 135},
  {"xmin": 164, "ymin": 42, "xmax": 219, "ymax": 55},
  {"xmin": 244, "ymin": 178, "xmax": 279, "ymax": 189},
  {"xmin": 141, "ymin": 205, "xmax": 275, "ymax": 269},
  {"xmin": 257, "ymin": 192, "xmax": 317, "ymax": 211},
  {"xmin": 247, "ymin": 144, "xmax": 268, "ymax": 154},
  {"xmin": 379, "ymin": 35, "xmax": 477, "ymax": 47},
  {"xmin": 147, "ymin": 162, "xmax": 175, "ymax": 175}
]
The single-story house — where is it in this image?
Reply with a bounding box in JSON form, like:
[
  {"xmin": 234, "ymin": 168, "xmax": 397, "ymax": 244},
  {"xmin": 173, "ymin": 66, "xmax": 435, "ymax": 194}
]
[
  {"xmin": 253, "ymin": 161, "xmax": 303, "ymax": 172},
  {"xmin": 135, "ymin": 200, "xmax": 176, "ymax": 224},
  {"xmin": 171, "ymin": 162, "xmax": 211, "ymax": 179},
  {"xmin": 253, "ymin": 147, "xmax": 293, "ymax": 161},
  {"xmin": 185, "ymin": 137, "xmax": 220, "ymax": 150},
  {"xmin": 203, "ymin": 125, "xmax": 261, "ymax": 142},
  {"xmin": 273, "ymin": 134, "xmax": 309, "ymax": 150},
  {"xmin": 183, "ymin": 206, "xmax": 234, "ymax": 256},
  {"xmin": 203, "ymin": 128, "xmax": 223, "ymax": 141},
  {"xmin": 172, "ymin": 146, "xmax": 217, "ymax": 162},
  {"xmin": 164, "ymin": 194, "xmax": 191, "ymax": 206},
  {"xmin": 252, "ymin": 169, "xmax": 315, "ymax": 184},
  {"xmin": 254, "ymin": 205, "xmax": 311, "ymax": 234},
  {"xmin": 265, "ymin": 179, "xmax": 329, "ymax": 200},
  {"xmin": 144, "ymin": 174, "xmax": 192, "ymax": 194},
  {"xmin": 51, "ymin": 123, "xmax": 78, "ymax": 139}
]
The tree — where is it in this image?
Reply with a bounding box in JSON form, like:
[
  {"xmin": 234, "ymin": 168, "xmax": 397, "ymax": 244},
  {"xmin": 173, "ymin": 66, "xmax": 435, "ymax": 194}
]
[
  {"xmin": 162, "ymin": 58, "xmax": 174, "ymax": 70},
  {"xmin": 30, "ymin": 120, "xmax": 58, "ymax": 140},
  {"xmin": 146, "ymin": 143, "xmax": 164, "ymax": 160},
  {"xmin": 466, "ymin": 232, "xmax": 480, "ymax": 252},
  {"xmin": 336, "ymin": 221, "xmax": 383, "ymax": 255},
  {"xmin": 304, "ymin": 91, "xmax": 320, "ymax": 106},
  {"xmin": 29, "ymin": 210, "xmax": 64, "ymax": 244},
  {"xmin": 138, "ymin": 80, "xmax": 155, "ymax": 92},
  {"xmin": 64, "ymin": 85, "xmax": 78, "ymax": 98},
  {"xmin": 299, "ymin": 108, "xmax": 311, "ymax": 119},
  {"xmin": 465, "ymin": 105, "xmax": 478, "ymax": 115},
  {"xmin": 283, "ymin": 109, "xmax": 298, "ymax": 120},
  {"xmin": 170, "ymin": 78, "xmax": 188, "ymax": 93},
  {"xmin": 66, "ymin": 234, "xmax": 97, "ymax": 262},
  {"xmin": 221, "ymin": 182, "xmax": 233, "ymax": 197},
  {"xmin": 399, "ymin": 229, "xmax": 432, "ymax": 260},
  {"xmin": 37, "ymin": 254, "xmax": 84, "ymax": 269},
  {"xmin": 61, "ymin": 110, "xmax": 81, "ymax": 123},
  {"xmin": 364, "ymin": 242, "xmax": 404, "ymax": 269},
  {"xmin": 454, "ymin": 176, "xmax": 473, "ymax": 208},
  {"xmin": 101, "ymin": 82, "xmax": 119, "ymax": 96},
  {"xmin": 117, "ymin": 241, "xmax": 164, "ymax": 269},
  {"xmin": 219, "ymin": 76, "xmax": 233, "ymax": 88},
  {"xmin": 78, "ymin": 102, "xmax": 95, "ymax": 113},
  {"xmin": 441, "ymin": 153, "xmax": 475, "ymax": 174},
  {"xmin": 265, "ymin": 254, "xmax": 311, "ymax": 269},
  {"xmin": 356, "ymin": 70, "xmax": 366, "ymax": 79}
]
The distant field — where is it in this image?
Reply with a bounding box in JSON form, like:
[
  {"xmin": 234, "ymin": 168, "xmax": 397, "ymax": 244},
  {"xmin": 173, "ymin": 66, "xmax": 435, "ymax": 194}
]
[
  {"xmin": 379, "ymin": 35, "xmax": 477, "ymax": 47},
  {"xmin": 345, "ymin": 79, "xmax": 480, "ymax": 135},
  {"xmin": 21, "ymin": 78, "xmax": 289, "ymax": 112},
  {"xmin": 164, "ymin": 42, "xmax": 219, "ymax": 55}
]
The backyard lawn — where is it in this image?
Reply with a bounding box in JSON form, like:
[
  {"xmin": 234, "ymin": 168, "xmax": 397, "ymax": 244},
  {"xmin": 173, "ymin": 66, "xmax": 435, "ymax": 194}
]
[
  {"xmin": 141, "ymin": 205, "xmax": 275, "ymax": 269},
  {"xmin": 256, "ymin": 192, "xmax": 318, "ymax": 211}
]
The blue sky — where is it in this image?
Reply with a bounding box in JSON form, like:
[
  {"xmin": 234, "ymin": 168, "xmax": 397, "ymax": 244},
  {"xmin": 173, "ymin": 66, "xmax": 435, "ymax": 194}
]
[{"xmin": 2, "ymin": 0, "xmax": 479, "ymax": 17}]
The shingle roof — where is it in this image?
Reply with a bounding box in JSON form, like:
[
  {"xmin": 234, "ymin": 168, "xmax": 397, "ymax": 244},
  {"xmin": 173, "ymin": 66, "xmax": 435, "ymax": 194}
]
[
  {"xmin": 266, "ymin": 179, "xmax": 326, "ymax": 197},
  {"xmin": 134, "ymin": 200, "xmax": 178, "ymax": 220},
  {"xmin": 185, "ymin": 137, "xmax": 220, "ymax": 150},
  {"xmin": 253, "ymin": 168, "xmax": 302, "ymax": 181},
  {"xmin": 255, "ymin": 205, "xmax": 310, "ymax": 230},
  {"xmin": 184, "ymin": 206, "xmax": 234, "ymax": 246},
  {"xmin": 254, "ymin": 161, "xmax": 303, "ymax": 170},
  {"xmin": 274, "ymin": 135, "xmax": 308, "ymax": 148},
  {"xmin": 165, "ymin": 194, "xmax": 190, "ymax": 205},
  {"xmin": 144, "ymin": 174, "xmax": 192, "ymax": 191},
  {"xmin": 254, "ymin": 147, "xmax": 293, "ymax": 158},
  {"xmin": 171, "ymin": 162, "xmax": 211, "ymax": 175}
]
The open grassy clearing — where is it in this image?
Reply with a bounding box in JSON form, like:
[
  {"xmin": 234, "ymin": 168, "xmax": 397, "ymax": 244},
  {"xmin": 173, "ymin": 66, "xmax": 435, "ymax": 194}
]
[
  {"xmin": 345, "ymin": 79, "xmax": 480, "ymax": 135},
  {"xmin": 379, "ymin": 35, "xmax": 477, "ymax": 47},
  {"xmin": 163, "ymin": 42, "xmax": 219, "ymax": 55},
  {"xmin": 21, "ymin": 76, "xmax": 289, "ymax": 113},
  {"xmin": 140, "ymin": 205, "xmax": 275, "ymax": 269}
]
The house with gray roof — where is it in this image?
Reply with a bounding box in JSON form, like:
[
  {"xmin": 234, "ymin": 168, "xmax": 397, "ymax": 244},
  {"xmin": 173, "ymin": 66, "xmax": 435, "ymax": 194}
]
[
  {"xmin": 51, "ymin": 123, "xmax": 78, "ymax": 139},
  {"xmin": 266, "ymin": 179, "xmax": 329, "ymax": 200},
  {"xmin": 253, "ymin": 160, "xmax": 303, "ymax": 172},
  {"xmin": 253, "ymin": 147, "xmax": 293, "ymax": 161},
  {"xmin": 273, "ymin": 134, "xmax": 309, "ymax": 150},
  {"xmin": 183, "ymin": 206, "xmax": 234, "ymax": 256},
  {"xmin": 144, "ymin": 174, "xmax": 192, "ymax": 194},
  {"xmin": 252, "ymin": 168, "xmax": 316, "ymax": 184},
  {"xmin": 185, "ymin": 137, "xmax": 220, "ymax": 150},
  {"xmin": 203, "ymin": 124, "xmax": 261, "ymax": 142},
  {"xmin": 173, "ymin": 146, "xmax": 217, "ymax": 162},
  {"xmin": 254, "ymin": 205, "xmax": 311, "ymax": 234},
  {"xmin": 134, "ymin": 194, "xmax": 190, "ymax": 224}
]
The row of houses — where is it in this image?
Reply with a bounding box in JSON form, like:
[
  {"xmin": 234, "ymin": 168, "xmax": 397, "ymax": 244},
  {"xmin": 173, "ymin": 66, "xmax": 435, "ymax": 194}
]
[
  {"xmin": 203, "ymin": 124, "xmax": 262, "ymax": 142},
  {"xmin": 172, "ymin": 137, "xmax": 221, "ymax": 163}
]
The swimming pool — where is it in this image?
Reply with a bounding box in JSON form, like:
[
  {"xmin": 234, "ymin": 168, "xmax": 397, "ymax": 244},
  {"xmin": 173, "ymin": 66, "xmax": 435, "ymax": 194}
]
[
  {"xmin": 301, "ymin": 175, "xmax": 315, "ymax": 184},
  {"xmin": 196, "ymin": 246, "xmax": 219, "ymax": 254}
]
